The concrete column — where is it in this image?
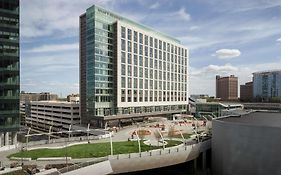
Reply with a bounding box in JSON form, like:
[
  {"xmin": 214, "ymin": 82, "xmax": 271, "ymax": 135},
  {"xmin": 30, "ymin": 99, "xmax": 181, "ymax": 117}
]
[
  {"xmin": 4, "ymin": 132, "xmax": 9, "ymax": 146},
  {"xmin": 12, "ymin": 132, "xmax": 17, "ymax": 146},
  {"xmin": 193, "ymin": 158, "xmax": 197, "ymax": 172},
  {"xmin": 0, "ymin": 132, "xmax": 3, "ymax": 147},
  {"xmin": 202, "ymin": 151, "xmax": 207, "ymax": 170}
]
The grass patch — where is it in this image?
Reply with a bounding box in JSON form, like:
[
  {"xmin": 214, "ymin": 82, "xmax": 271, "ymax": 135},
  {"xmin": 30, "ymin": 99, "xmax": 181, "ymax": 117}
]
[
  {"xmin": 8, "ymin": 140, "xmax": 182, "ymax": 160},
  {"xmin": 171, "ymin": 133, "xmax": 192, "ymax": 139},
  {"xmin": 1, "ymin": 170, "xmax": 28, "ymax": 175}
]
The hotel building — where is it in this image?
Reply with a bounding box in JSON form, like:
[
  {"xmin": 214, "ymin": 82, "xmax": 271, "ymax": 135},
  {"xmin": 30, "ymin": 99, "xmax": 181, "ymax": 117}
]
[
  {"xmin": 0, "ymin": 0, "xmax": 19, "ymax": 147},
  {"xmin": 216, "ymin": 75, "xmax": 238, "ymax": 101},
  {"xmin": 80, "ymin": 5, "xmax": 189, "ymax": 127}
]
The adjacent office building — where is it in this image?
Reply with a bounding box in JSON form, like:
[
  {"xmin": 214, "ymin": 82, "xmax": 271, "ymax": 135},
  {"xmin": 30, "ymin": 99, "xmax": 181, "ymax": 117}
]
[
  {"xmin": 253, "ymin": 70, "xmax": 281, "ymax": 100},
  {"xmin": 80, "ymin": 5, "xmax": 189, "ymax": 127},
  {"xmin": 0, "ymin": 0, "xmax": 19, "ymax": 147},
  {"xmin": 240, "ymin": 81, "xmax": 253, "ymax": 102},
  {"xmin": 216, "ymin": 75, "xmax": 238, "ymax": 101}
]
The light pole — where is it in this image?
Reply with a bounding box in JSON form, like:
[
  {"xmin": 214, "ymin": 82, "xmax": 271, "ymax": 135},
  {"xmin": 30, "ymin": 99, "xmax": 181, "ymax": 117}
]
[{"xmin": 135, "ymin": 128, "xmax": 141, "ymax": 154}]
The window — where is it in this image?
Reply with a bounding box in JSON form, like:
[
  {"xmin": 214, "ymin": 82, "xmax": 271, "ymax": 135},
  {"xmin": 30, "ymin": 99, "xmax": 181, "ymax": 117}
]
[
  {"xmin": 145, "ymin": 57, "xmax": 148, "ymax": 67},
  {"xmin": 128, "ymin": 78, "xmax": 132, "ymax": 88},
  {"xmin": 139, "ymin": 33, "xmax": 143, "ymax": 44},
  {"xmin": 134, "ymin": 78, "xmax": 138, "ymax": 88},
  {"xmin": 150, "ymin": 37, "xmax": 153, "ymax": 47},
  {"xmin": 145, "ymin": 79, "xmax": 148, "ymax": 89},
  {"xmin": 127, "ymin": 65, "xmax": 131, "ymax": 76},
  {"xmin": 134, "ymin": 66, "xmax": 138, "ymax": 77},
  {"xmin": 145, "ymin": 46, "xmax": 148, "ymax": 56},
  {"xmin": 150, "ymin": 58, "xmax": 153, "ymax": 68},
  {"xmin": 133, "ymin": 43, "xmax": 137, "ymax": 54},
  {"xmin": 134, "ymin": 31, "xmax": 138, "ymax": 42},
  {"xmin": 154, "ymin": 39, "xmax": 158, "ymax": 48},
  {"xmin": 145, "ymin": 35, "xmax": 148, "ymax": 45},
  {"xmin": 121, "ymin": 52, "xmax": 125, "ymax": 63},
  {"xmin": 139, "ymin": 79, "xmax": 143, "ymax": 89},
  {"xmin": 128, "ymin": 41, "xmax": 132, "ymax": 52},
  {"xmin": 150, "ymin": 80, "xmax": 153, "ymax": 89},
  {"xmin": 139, "ymin": 67, "xmax": 143, "ymax": 77},
  {"xmin": 139, "ymin": 45, "xmax": 143, "ymax": 55},
  {"xmin": 150, "ymin": 69, "xmax": 153, "ymax": 79},
  {"xmin": 139, "ymin": 56, "xmax": 143, "ymax": 66},
  {"xmin": 127, "ymin": 29, "xmax": 132, "ymax": 40},
  {"xmin": 121, "ymin": 77, "xmax": 126, "ymax": 88},
  {"xmin": 121, "ymin": 39, "xmax": 125, "ymax": 51},
  {"xmin": 159, "ymin": 40, "xmax": 162, "ymax": 50},
  {"xmin": 145, "ymin": 68, "xmax": 148, "ymax": 78},
  {"xmin": 121, "ymin": 26, "xmax": 125, "ymax": 38},
  {"xmin": 121, "ymin": 64, "xmax": 126, "ymax": 75},
  {"xmin": 134, "ymin": 55, "xmax": 138, "ymax": 65},
  {"xmin": 127, "ymin": 53, "xmax": 132, "ymax": 64}
]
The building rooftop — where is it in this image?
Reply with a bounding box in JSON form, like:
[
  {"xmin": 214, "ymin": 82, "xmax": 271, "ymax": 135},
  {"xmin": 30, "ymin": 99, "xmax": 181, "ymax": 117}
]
[
  {"xmin": 218, "ymin": 111, "xmax": 281, "ymax": 128},
  {"xmin": 253, "ymin": 69, "xmax": 281, "ymax": 74}
]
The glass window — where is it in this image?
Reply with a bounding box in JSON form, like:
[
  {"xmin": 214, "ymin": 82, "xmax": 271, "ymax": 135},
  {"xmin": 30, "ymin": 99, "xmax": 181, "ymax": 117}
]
[
  {"xmin": 121, "ymin": 77, "xmax": 126, "ymax": 88},
  {"xmin": 163, "ymin": 42, "xmax": 166, "ymax": 51},
  {"xmin": 128, "ymin": 65, "xmax": 131, "ymax": 76},
  {"xmin": 150, "ymin": 69, "xmax": 153, "ymax": 79},
  {"xmin": 128, "ymin": 29, "xmax": 132, "ymax": 40},
  {"xmin": 134, "ymin": 43, "xmax": 137, "ymax": 54},
  {"xmin": 150, "ymin": 48, "xmax": 153, "ymax": 57},
  {"xmin": 134, "ymin": 31, "xmax": 138, "ymax": 42},
  {"xmin": 139, "ymin": 67, "xmax": 143, "ymax": 77},
  {"xmin": 145, "ymin": 57, "xmax": 148, "ymax": 67},
  {"xmin": 145, "ymin": 46, "xmax": 148, "ymax": 56},
  {"xmin": 145, "ymin": 68, "xmax": 148, "ymax": 78},
  {"xmin": 150, "ymin": 58, "xmax": 153, "ymax": 68},
  {"xmin": 150, "ymin": 37, "xmax": 153, "ymax": 47},
  {"xmin": 145, "ymin": 35, "xmax": 148, "ymax": 45},
  {"xmin": 134, "ymin": 78, "xmax": 138, "ymax": 88},
  {"xmin": 154, "ymin": 49, "xmax": 157, "ymax": 59},
  {"xmin": 150, "ymin": 80, "xmax": 153, "ymax": 89},
  {"xmin": 159, "ymin": 40, "xmax": 162, "ymax": 50},
  {"xmin": 139, "ymin": 45, "xmax": 143, "ymax": 55},
  {"xmin": 145, "ymin": 80, "xmax": 148, "ymax": 89},
  {"xmin": 121, "ymin": 39, "xmax": 125, "ymax": 51},
  {"xmin": 154, "ymin": 39, "xmax": 158, "ymax": 48},
  {"xmin": 154, "ymin": 70, "xmax": 158, "ymax": 79},
  {"xmin": 128, "ymin": 41, "xmax": 132, "ymax": 52},
  {"xmin": 121, "ymin": 64, "xmax": 126, "ymax": 75},
  {"xmin": 134, "ymin": 66, "xmax": 138, "ymax": 77},
  {"xmin": 128, "ymin": 78, "xmax": 132, "ymax": 88},
  {"xmin": 134, "ymin": 55, "xmax": 138, "ymax": 65},
  {"xmin": 154, "ymin": 59, "xmax": 158, "ymax": 69},
  {"xmin": 139, "ymin": 56, "xmax": 143, "ymax": 66},
  {"xmin": 139, "ymin": 79, "xmax": 143, "ymax": 89},
  {"xmin": 121, "ymin": 52, "xmax": 126, "ymax": 63},
  {"xmin": 139, "ymin": 33, "xmax": 143, "ymax": 44},
  {"xmin": 127, "ymin": 53, "xmax": 132, "ymax": 64},
  {"xmin": 121, "ymin": 26, "xmax": 125, "ymax": 38}
]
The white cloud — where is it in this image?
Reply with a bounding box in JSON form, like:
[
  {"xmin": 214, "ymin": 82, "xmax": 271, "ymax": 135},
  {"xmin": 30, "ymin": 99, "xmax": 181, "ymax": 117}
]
[
  {"xmin": 149, "ymin": 2, "xmax": 160, "ymax": 9},
  {"xmin": 213, "ymin": 49, "xmax": 241, "ymax": 59},
  {"xmin": 25, "ymin": 43, "xmax": 79, "ymax": 53},
  {"xmin": 190, "ymin": 60, "xmax": 281, "ymax": 96},
  {"xmin": 189, "ymin": 26, "xmax": 200, "ymax": 31},
  {"xmin": 174, "ymin": 8, "xmax": 191, "ymax": 21},
  {"xmin": 277, "ymin": 38, "xmax": 281, "ymax": 42}
]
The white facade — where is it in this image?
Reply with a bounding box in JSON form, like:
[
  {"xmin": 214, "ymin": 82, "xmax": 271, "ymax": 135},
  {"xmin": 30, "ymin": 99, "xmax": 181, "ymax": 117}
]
[
  {"xmin": 23, "ymin": 101, "xmax": 80, "ymax": 132},
  {"xmin": 116, "ymin": 21, "xmax": 189, "ymax": 111}
]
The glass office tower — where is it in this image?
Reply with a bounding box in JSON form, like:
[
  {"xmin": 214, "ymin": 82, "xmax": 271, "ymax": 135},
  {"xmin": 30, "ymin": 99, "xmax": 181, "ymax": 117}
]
[
  {"xmin": 0, "ymin": 0, "xmax": 19, "ymax": 146},
  {"xmin": 253, "ymin": 70, "xmax": 281, "ymax": 100},
  {"xmin": 80, "ymin": 5, "xmax": 189, "ymax": 127}
]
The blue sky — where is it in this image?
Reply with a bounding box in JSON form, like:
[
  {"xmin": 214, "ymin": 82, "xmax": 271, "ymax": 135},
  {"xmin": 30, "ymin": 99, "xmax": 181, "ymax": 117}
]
[{"xmin": 20, "ymin": 0, "xmax": 281, "ymax": 97}]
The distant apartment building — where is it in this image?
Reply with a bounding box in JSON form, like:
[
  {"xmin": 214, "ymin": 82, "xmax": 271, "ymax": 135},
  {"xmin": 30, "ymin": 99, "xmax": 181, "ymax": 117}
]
[
  {"xmin": 240, "ymin": 82, "xmax": 253, "ymax": 102},
  {"xmin": 216, "ymin": 75, "xmax": 238, "ymax": 101},
  {"xmin": 20, "ymin": 91, "xmax": 58, "ymax": 102},
  {"xmin": 0, "ymin": 0, "xmax": 19, "ymax": 147},
  {"xmin": 21, "ymin": 101, "xmax": 80, "ymax": 132},
  {"xmin": 253, "ymin": 70, "xmax": 281, "ymax": 100},
  {"xmin": 80, "ymin": 5, "xmax": 189, "ymax": 127},
  {"xmin": 67, "ymin": 94, "xmax": 79, "ymax": 103}
]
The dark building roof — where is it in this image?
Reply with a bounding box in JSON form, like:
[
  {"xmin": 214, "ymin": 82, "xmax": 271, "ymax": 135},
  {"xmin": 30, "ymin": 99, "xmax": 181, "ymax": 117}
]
[{"xmin": 217, "ymin": 111, "xmax": 281, "ymax": 128}]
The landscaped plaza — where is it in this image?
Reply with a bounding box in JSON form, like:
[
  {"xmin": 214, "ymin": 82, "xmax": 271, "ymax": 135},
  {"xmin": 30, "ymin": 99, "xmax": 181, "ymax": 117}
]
[{"xmin": 0, "ymin": 116, "xmax": 211, "ymax": 174}]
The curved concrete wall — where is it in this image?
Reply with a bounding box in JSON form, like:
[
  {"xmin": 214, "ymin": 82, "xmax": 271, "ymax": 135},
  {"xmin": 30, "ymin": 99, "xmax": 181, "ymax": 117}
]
[
  {"xmin": 109, "ymin": 140, "xmax": 211, "ymax": 174},
  {"xmin": 212, "ymin": 120, "xmax": 281, "ymax": 175}
]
